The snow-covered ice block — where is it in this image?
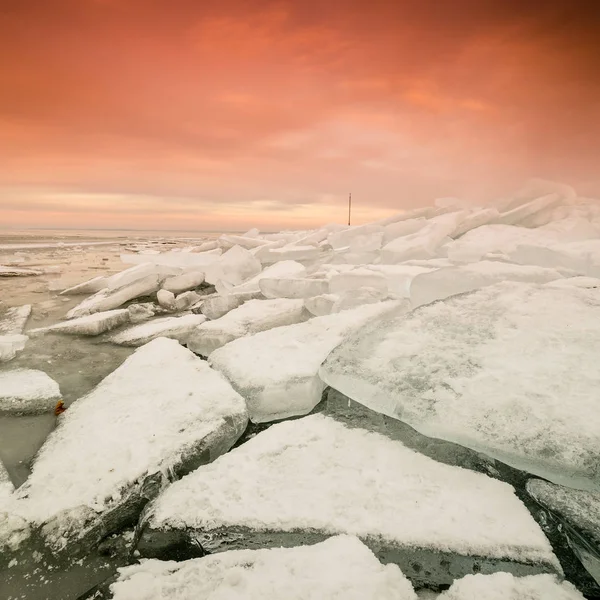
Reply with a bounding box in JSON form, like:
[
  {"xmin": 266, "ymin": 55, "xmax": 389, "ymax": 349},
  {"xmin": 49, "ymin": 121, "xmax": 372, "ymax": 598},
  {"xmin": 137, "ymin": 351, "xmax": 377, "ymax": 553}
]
[
  {"xmin": 0, "ymin": 265, "xmax": 43, "ymax": 276},
  {"xmin": 320, "ymin": 282, "xmax": 600, "ymax": 492},
  {"xmin": 200, "ymin": 292, "xmax": 261, "ymax": 320},
  {"xmin": 0, "ymin": 334, "xmax": 28, "ymax": 362},
  {"xmin": 59, "ymin": 276, "xmax": 108, "ymax": 296},
  {"xmin": 10, "ymin": 338, "xmax": 247, "ymax": 552},
  {"xmin": 438, "ymin": 572, "xmax": 584, "ymax": 600},
  {"xmin": 259, "ymin": 277, "xmax": 329, "ymax": 299},
  {"xmin": 527, "ymin": 479, "xmax": 600, "ymax": 584},
  {"xmin": 383, "ymin": 218, "xmax": 428, "ymax": 244},
  {"xmin": 67, "ymin": 274, "xmax": 160, "ymax": 319},
  {"xmin": 161, "ymin": 270, "xmax": 205, "ymax": 294},
  {"xmin": 409, "ymin": 261, "xmax": 563, "ymax": 308},
  {"xmin": 29, "ymin": 309, "xmax": 131, "ymax": 337},
  {"xmin": 110, "ymin": 536, "xmax": 416, "ymax": 600},
  {"xmin": 0, "ymin": 304, "xmax": 31, "ymax": 335},
  {"xmin": 127, "ymin": 302, "xmax": 156, "ymax": 323},
  {"xmin": 121, "ymin": 248, "xmax": 222, "ymax": 269},
  {"xmin": 187, "ymin": 299, "xmax": 307, "ymax": 357},
  {"xmin": 259, "ymin": 244, "xmax": 321, "ymax": 264},
  {"xmin": 0, "ymin": 369, "xmax": 61, "ymax": 415},
  {"xmin": 140, "ymin": 415, "xmax": 559, "ymax": 586},
  {"xmin": 328, "ymin": 224, "xmax": 384, "ymax": 251},
  {"xmin": 204, "ymin": 245, "xmax": 262, "ymax": 287},
  {"xmin": 210, "ymin": 302, "xmax": 400, "ymax": 423},
  {"xmin": 107, "ymin": 314, "xmax": 206, "ymax": 347},
  {"xmin": 304, "ymin": 293, "xmax": 339, "ymax": 317},
  {"xmin": 157, "ymin": 289, "xmax": 176, "ymax": 310},
  {"xmin": 174, "ymin": 290, "xmax": 201, "ymax": 311},
  {"xmin": 215, "ymin": 260, "xmax": 305, "ymax": 296}
]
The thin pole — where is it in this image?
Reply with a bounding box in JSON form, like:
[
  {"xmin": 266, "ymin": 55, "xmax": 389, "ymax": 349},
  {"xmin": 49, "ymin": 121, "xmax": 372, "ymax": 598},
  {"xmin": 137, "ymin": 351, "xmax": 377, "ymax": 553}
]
[{"xmin": 348, "ymin": 192, "xmax": 352, "ymax": 226}]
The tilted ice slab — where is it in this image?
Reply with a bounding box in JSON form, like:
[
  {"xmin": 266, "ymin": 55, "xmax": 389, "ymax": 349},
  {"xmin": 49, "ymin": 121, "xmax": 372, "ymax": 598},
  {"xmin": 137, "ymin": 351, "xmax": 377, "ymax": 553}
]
[
  {"xmin": 320, "ymin": 282, "xmax": 600, "ymax": 491},
  {"xmin": 214, "ymin": 260, "xmax": 305, "ymax": 295},
  {"xmin": 259, "ymin": 244, "xmax": 321, "ymax": 264},
  {"xmin": 259, "ymin": 277, "xmax": 329, "ymax": 299},
  {"xmin": 0, "ymin": 369, "xmax": 61, "ymax": 415},
  {"xmin": 327, "ymin": 223, "xmax": 384, "ymax": 251},
  {"xmin": 210, "ymin": 302, "xmax": 400, "ymax": 423},
  {"xmin": 107, "ymin": 314, "xmax": 206, "ymax": 347},
  {"xmin": 383, "ymin": 218, "xmax": 428, "ymax": 244},
  {"xmin": 496, "ymin": 192, "xmax": 562, "ymax": 226},
  {"xmin": 141, "ymin": 415, "xmax": 559, "ymax": 585},
  {"xmin": 187, "ymin": 299, "xmax": 307, "ymax": 357},
  {"xmin": 109, "ymin": 536, "xmax": 416, "ymax": 600},
  {"xmin": 0, "ymin": 334, "xmax": 28, "ymax": 362},
  {"xmin": 10, "ymin": 338, "xmax": 248, "ymax": 552},
  {"xmin": 204, "ymin": 245, "xmax": 262, "ymax": 286},
  {"xmin": 218, "ymin": 233, "xmax": 271, "ymax": 250},
  {"xmin": 60, "ymin": 275, "xmax": 108, "ymax": 295},
  {"xmin": 67, "ymin": 274, "xmax": 161, "ymax": 319},
  {"xmin": 0, "ymin": 304, "xmax": 31, "ymax": 334},
  {"xmin": 409, "ymin": 261, "xmax": 563, "ymax": 308},
  {"xmin": 29, "ymin": 309, "xmax": 131, "ymax": 337},
  {"xmin": 0, "ymin": 460, "xmax": 13, "ymax": 503},
  {"xmin": 527, "ymin": 479, "xmax": 600, "ymax": 585},
  {"xmin": 438, "ymin": 572, "xmax": 585, "ymax": 600},
  {"xmin": 200, "ymin": 292, "xmax": 260, "ymax": 320},
  {"xmin": 161, "ymin": 270, "xmax": 205, "ymax": 294}
]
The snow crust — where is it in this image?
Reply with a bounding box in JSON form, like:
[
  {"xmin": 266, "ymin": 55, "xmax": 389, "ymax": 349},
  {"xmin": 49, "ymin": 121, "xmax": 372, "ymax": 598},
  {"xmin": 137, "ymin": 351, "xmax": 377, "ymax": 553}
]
[
  {"xmin": 8, "ymin": 338, "xmax": 247, "ymax": 548},
  {"xmin": 107, "ymin": 314, "xmax": 206, "ymax": 346},
  {"xmin": 438, "ymin": 572, "xmax": 585, "ymax": 600},
  {"xmin": 0, "ymin": 369, "xmax": 61, "ymax": 414},
  {"xmin": 148, "ymin": 414, "xmax": 557, "ymax": 568},
  {"xmin": 188, "ymin": 299, "xmax": 307, "ymax": 357},
  {"xmin": 320, "ymin": 282, "xmax": 600, "ymax": 491},
  {"xmin": 210, "ymin": 302, "xmax": 400, "ymax": 422},
  {"xmin": 110, "ymin": 536, "xmax": 417, "ymax": 600}
]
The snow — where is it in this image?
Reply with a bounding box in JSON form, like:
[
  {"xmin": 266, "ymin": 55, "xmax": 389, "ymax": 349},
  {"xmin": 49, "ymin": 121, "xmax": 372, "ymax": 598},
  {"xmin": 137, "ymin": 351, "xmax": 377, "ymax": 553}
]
[
  {"xmin": 210, "ymin": 302, "xmax": 399, "ymax": 423},
  {"xmin": 107, "ymin": 314, "xmax": 206, "ymax": 346},
  {"xmin": 215, "ymin": 260, "xmax": 305, "ymax": 295},
  {"xmin": 10, "ymin": 338, "xmax": 248, "ymax": 550},
  {"xmin": 67, "ymin": 274, "xmax": 160, "ymax": 319},
  {"xmin": 204, "ymin": 245, "xmax": 262, "ymax": 286},
  {"xmin": 259, "ymin": 277, "xmax": 329, "ymax": 299},
  {"xmin": 110, "ymin": 536, "xmax": 417, "ymax": 600},
  {"xmin": 187, "ymin": 298, "xmax": 307, "ymax": 357},
  {"xmin": 0, "ymin": 334, "xmax": 28, "ymax": 361},
  {"xmin": 0, "ymin": 265, "xmax": 44, "ymax": 276},
  {"xmin": 320, "ymin": 282, "xmax": 600, "ymax": 492},
  {"xmin": 28, "ymin": 309, "xmax": 131, "ymax": 336},
  {"xmin": 161, "ymin": 270, "xmax": 205, "ymax": 294},
  {"xmin": 409, "ymin": 261, "xmax": 563, "ymax": 308},
  {"xmin": 438, "ymin": 572, "xmax": 585, "ymax": 600},
  {"xmin": 527, "ymin": 480, "xmax": 600, "ymax": 546},
  {"xmin": 0, "ymin": 369, "xmax": 62, "ymax": 414},
  {"xmin": 0, "ymin": 304, "xmax": 31, "ymax": 335},
  {"xmin": 147, "ymin": 414, "xmax": 557, "ymax": 570}
]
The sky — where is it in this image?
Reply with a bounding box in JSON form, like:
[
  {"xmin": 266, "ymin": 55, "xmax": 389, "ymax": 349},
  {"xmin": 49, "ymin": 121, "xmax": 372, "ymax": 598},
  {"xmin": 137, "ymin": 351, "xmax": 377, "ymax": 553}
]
[{"xmin": 1, "ymin": 0, "xmax": 599, "ymax": 231}]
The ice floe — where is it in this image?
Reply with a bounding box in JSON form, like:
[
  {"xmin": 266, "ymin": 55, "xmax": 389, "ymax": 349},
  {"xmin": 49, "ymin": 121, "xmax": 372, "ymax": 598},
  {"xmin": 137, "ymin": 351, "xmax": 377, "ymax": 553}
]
[{"xmin": 0, "ymin": 369, "xmax": 62, "ymax": 415}]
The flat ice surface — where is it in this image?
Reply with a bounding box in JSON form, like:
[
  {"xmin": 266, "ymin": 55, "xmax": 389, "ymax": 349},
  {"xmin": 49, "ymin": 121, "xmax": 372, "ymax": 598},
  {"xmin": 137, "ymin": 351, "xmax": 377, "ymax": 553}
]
[
  {"xmin": 409, "ymin": 261, "xmax": 563, "ymax": 308},
  {"xmin": 0, "ymin": 265, "xmax": 43, "ymax": 276},
  {"xmin": 29, "ymin": 309, "xmax": 131, "ymax": 336},
  {"xmin": 210, "ymin": 302, "xmax": 400, "ymax": 423},
  {"xmin": 438, "ymin": 572, "xmax": 585, "ymax": 600},
  {"xmin": 0, "ymin": 304, "xmax": 31, "ymax": 335},
  {"xmin": 527, "ymin": 480, "xmax": 600, "ymax": 546},
  {"xmin": 109, "ymin": 535, "xmax": 416, "ymax": 600},
  {"xmin": 0, "ymin": 369, "xmax": 61, "ymax": 414},
  {"xmin": 187, "ymin": 298, "xmax": 307, "ymax": 357},
  {"xmin": 148, "ymin": 414, "xmax": 557, "ymax": 568},
  {"xmin": 107, "ymin": 314, "xmax": 206, "ymax": 346},
  {"xmin": 10, "ymin": 338, "xmax": 247, "ymax": 548},
  {"xmin": 320, "ymin": 282, "xmax": 600, "ymax": 491}
]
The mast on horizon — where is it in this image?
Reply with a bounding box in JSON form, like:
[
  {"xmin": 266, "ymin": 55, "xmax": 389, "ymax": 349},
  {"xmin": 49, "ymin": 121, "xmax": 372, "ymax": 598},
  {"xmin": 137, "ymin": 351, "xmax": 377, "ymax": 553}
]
[{"xmin": 348, "ymin": 192, "xmax": 352, "ymax": 226}]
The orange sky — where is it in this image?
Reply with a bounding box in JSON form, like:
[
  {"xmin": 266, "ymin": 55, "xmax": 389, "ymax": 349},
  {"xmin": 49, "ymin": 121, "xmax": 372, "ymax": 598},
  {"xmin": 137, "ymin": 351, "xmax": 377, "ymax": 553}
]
[{"xmin": 1, "ymin": 0, "xmax": 599, "ymax": 231}]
